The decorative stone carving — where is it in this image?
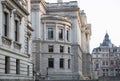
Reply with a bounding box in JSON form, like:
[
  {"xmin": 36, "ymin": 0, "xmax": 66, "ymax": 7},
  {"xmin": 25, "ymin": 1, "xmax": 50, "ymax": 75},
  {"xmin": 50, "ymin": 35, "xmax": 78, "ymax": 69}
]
[
  {"xmin": 13, "ymin": 41, "xmax": 22, "ymax": 50},
  {"xmin": 2, "ymin": 36, "xmax": 12, "ymax": 46}
]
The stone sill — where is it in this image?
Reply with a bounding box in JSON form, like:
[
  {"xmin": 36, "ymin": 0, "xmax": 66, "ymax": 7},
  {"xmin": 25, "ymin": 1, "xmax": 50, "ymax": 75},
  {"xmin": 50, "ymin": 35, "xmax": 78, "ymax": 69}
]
[
  {"xmin": 13, "ymin": 41, "xmax": 22, "ymax": 50},
  {"xmin": 2, "ymin": 36, "xmax": 12, "ymax": 46}
]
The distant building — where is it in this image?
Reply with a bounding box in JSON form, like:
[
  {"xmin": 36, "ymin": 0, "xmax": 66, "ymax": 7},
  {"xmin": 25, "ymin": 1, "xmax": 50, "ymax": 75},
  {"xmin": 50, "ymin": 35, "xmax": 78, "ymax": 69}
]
[
  {"xmin": 92, "ymin": 33, "xmax": 120, "ymax": 79},
  {"xmin": 0, "ymin": 0, "xmax": 33, "ymax": 81},
  {"xmin": 31, "ymin": 0, "xmax": 91, "ymax": 80}
]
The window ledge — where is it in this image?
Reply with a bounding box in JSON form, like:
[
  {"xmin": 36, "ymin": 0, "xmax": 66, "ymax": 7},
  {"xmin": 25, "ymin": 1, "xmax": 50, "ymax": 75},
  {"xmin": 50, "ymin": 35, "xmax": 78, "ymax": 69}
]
[
  {"xmin": 2, "ymin": 36, "xmax": 12, "ymax": 46},
  {"xmin": 13, "ymin": 41, "xmax": 22, "ymax": 50}
]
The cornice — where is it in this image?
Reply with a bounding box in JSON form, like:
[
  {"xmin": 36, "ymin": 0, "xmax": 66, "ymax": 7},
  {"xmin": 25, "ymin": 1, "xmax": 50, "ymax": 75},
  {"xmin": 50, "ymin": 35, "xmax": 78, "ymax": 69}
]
[
  {"xmin": 32, "ymin": 39, "xmax": 72, "ymax": 45},
  {"xmin": 1, "ymin": 1, "xmax": 14, "ymax": 10},
  {"xmin": 41, "ymin": 52, "xmax": 72, "ymax": 55},
  {"xmin": 42, "ymin": 40, "xmax": 72, "ymax": 45},
  {"xmin": 10, "ymin": 0, "xmax": 29, "ymax": 15},
  {"xmin": 41, "ymin": 15, "xmax": 72, "ymax": 26},
  {"xmin": 31, "ymin": 0, "xmax": 47, "ymax": 11},
  {"xmin": 47, "ymin": 7, "xmax": 79, "ymax": 12},
  {"xmin": 0, "ymin": 45, "xmax": 28, "ymax": 58}
]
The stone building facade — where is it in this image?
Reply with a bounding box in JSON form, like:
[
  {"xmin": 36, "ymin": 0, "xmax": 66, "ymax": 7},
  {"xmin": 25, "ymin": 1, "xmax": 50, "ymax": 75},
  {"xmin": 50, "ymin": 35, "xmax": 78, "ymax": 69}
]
[
  {"xmin": 92, "ymin": 33, "xmax": 120, "ymax": 79},
  {"xmin": 31, "ymin": 0, "xmax": 91, "ymax": 80},
  {"xmin": 0, "ymin": 0, "xmax": 33, "ymax": 81}
]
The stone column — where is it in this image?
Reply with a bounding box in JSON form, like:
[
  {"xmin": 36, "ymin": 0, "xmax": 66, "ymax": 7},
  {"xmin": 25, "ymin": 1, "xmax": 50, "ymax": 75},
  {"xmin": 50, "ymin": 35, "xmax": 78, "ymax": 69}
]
[
  {"xmin": 64, "ymin": 25, "xmax": 67, "ymax": 42},
  {"xmin": 55, "ymin": 23, "xmax": 58, "ymax": 41}
]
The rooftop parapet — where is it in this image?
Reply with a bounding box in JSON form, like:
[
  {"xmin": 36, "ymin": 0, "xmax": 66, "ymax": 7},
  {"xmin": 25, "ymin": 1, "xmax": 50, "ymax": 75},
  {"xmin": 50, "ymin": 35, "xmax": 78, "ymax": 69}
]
[{"xmin": 46, "ymin": 1, "xmax": 79, "ymax": 11}]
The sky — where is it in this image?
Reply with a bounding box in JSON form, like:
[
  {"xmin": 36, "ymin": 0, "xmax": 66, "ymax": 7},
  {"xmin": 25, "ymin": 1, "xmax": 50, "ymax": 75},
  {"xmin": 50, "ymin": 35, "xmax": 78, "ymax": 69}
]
[{"xmin": 45, "ymin": 0, "xmax": 120, "ymax": 53}]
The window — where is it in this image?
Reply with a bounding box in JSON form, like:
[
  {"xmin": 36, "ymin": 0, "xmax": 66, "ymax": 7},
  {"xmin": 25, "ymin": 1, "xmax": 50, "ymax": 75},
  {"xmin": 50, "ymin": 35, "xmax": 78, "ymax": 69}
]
[
  {"xmin": 15, "ymin": 20, "xmax": 19, "ymax": 41},
  {"xmin": 67, "ymin": 30, "xmax": 69, "ymax": 41},
  {"xmin": 68, "ymin": 59, "xmax": 70, "ymax": 69},
  {"xmin": 27, "ymin": 65, "xmax": 29, "ymax": 76},
  {"xmin": 106, "ymin": 69, "xmax": 108, "ymax": 72},
  {"xmin": 68, "ymin": 47, "xmax": 70, "ymax": 53},
  {"xmin": 5, "ymin": 56, "xmax": 10, "ymax": 74},
  {"xmin": 48, "ymin": 58, "xmax": 54, "ymax": 68},
  {"xmin": 16, "ymin": 59, "xmax": 20, "ymax": 74},
  {"xmin": 60, "ymin": 46, "xmax": 64, "ymax": 53},
  {"xmin": 26, "ymin": 37, "xmax": 29, "ymax": 54},
  {"xmin": 106, "ymin": 61, "xmax": 108, "ymax": 65},
  {"xmin": 95, "ymin": 63, "xmax": 99, "ymax": 69},
  {"xmin": 60, "ymin": 58, "xmax": 64, "ymax": 68},
  {"xmin": 110, "ymin": 60, "xmax": 114, "ymax": 65},
  {"xmin": 59, "ymin": 29, "xmax": 63, "ymax": 39},
  {"xmin": 103, "ymin": 69, "xmax": 105, "ymax": 72},
  {"xmin": 48, "ymin": 28, "xmax": 54, "ymax": 39},
  {"xmin": 4, "ymin": 12, "xmax": 9, "ymax": 37},
  {"xmin": 102, "ymin": 61, "xmax": 105, "ymax": 65},
  {"xmin": 48, "ymin": 45, "xmax": 54, "ymax": 52}
]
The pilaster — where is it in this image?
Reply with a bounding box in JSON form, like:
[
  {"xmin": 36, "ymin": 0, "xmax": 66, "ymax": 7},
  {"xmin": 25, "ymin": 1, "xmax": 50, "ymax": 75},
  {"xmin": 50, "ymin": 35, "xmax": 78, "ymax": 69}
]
[{"xmin": 43, "ymin": 22, "xmax": 46, "ymax": 40}]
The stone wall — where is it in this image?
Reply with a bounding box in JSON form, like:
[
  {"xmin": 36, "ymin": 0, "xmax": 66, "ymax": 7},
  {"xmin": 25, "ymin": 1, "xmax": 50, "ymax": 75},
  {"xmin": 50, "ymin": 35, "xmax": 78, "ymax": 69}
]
[
  {"xmin": 0, "ymin": 79, "xmax": 34, "ymax": 81},
  {"xmin": 99, "ymin": 76, "xmax": 120, "ymax": 81}
]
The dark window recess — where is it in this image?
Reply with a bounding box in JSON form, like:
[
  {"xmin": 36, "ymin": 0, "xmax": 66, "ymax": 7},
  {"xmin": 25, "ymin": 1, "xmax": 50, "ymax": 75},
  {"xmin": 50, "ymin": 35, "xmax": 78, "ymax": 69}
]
[
  {"xmin": 27, "ymin": 65, "xmax": 29, "ymax": 76},
  {"xmin": 48, "ymin": 58, "xmax": 54, "ymax": 68},
  {"xmin": 4, "ymin": 12, "xmax": 8, "ymax": 36},
  {"xmin": 49, "ymin": 45, "xmax": 54, "ymax": 52},
  {"xmin": 68, "ymin": 59, "xmax": 70, "ymax": 69},
  {"xmin": 68, "ymin": 47, "xmax": 70, "ymax": 53},
  {"xmin": 59, "ymin": 29, "xmax": 63, "ymax": 39},
  {"xmin": 16, "ymin": 59, "xmax": 20, "ymax": 74},
  {"xmin": 48, "ymin": 28, "xmax": 54, "ymax": 39},
  {"xmin": 67, "ymin": 30, "xmax": 69, "ymax": 41},
  {"xmin": 60, "ymin": 46, "xmax": 64, "ymax": 53},
  {"xmin": 27, "ymin": 37, "xmax": 29, "ymax": 54},
  {"xmin": 15, "ymin": 20, "xmax": 19, "ymax": 41},
  {"xmin": 5, "ymin": 56, "xmax": 10, "ymax": 74},
  {"xmin": 60, "ymin": 58, "xmax": 64, "ymax": 68}
]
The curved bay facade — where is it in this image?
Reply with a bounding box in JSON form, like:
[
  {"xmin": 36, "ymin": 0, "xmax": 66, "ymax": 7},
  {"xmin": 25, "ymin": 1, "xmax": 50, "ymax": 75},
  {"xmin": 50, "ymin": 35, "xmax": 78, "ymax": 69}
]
[{"xmin": 31, "ymin": 0, "xmax": 92, "ymax": 80}]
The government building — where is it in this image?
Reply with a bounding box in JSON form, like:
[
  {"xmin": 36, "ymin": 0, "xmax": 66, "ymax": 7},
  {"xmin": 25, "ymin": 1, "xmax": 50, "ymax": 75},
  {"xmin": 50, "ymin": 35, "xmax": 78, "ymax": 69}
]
[
  {"xmin": 0, "ymin": 0, "xmax": 33, "ymax": 81},
  {"xmin": 92, "ymin": 33, "xmax": 120, "ymax": 79},
  {"xmin": 31, "ymin": 0, "xmax": 92, "ymax": 80}
]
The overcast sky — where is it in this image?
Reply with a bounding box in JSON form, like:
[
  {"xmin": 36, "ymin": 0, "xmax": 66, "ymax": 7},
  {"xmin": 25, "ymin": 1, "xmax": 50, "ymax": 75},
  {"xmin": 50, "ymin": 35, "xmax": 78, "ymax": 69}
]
[{"xmin": 45, "ymin": 0, "xmax": 120, "ymax": 53}]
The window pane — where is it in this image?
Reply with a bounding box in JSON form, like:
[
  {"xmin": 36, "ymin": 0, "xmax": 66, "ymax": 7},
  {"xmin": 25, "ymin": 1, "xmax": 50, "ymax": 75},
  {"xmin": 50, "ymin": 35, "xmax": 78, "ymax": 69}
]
[
  {"xmin": 48, "ymin": 58, "xmax": 54, "ymax": 68},
  {"xmin": 27, "ymin": 65, "xmax": 29, "ymax": 76},
  {"xmin": 48, "ymin": 28, "xmax": 53, "ymax": 39},
  {"xmin": 68, "ymin": 47, "xmax": 70, "ymax": 53},
  {"xmin": 60, "ymin": 46, "xmax": 64, "ymax": 53},
  {"xmin": 49, "ymin": 45, "xmax": 54, "ymax": 52},
  {"xmin": 15, "ymin": 20, "xmax": 19, "ymax": 41},
  {"xmin": 5, "ymin": 56, "xmax": 10, "ymax": 74},
  {"xmin": 59, "ymin": 29, "xmax": 63, "ymax": 39},
  {"xmin": 4, "ymin": 12, "xmax": 8, "ymax": 36},
  {"xmin": 16, "ymin": 59, "xmax": 20, "ymax": 74},
  {"xmin": 60, "ymin": 58, "xmax": 64, "ymax": 68},
  {"xmin": 67, "ymin": 30, "xmax": 69, "ymax": 41},
  {"xmin": 68, "ymin": 59, "xmax": 70, "ymax": 69},
  {"xmin": 96, "ymin": 63, "xmax": 99, "ymax": 69}
]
